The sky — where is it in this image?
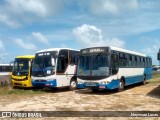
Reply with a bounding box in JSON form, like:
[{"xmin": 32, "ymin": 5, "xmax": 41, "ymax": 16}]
[{"xmin": 0, "ymin": 0, "xmax": 160, "ymax": 65}]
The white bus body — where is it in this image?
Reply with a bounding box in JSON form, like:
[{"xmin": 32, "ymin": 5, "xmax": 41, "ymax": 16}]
[
  {"xmin": 77, "ymin": 46, "xmax": 152, "ymax": 91},
  {"xmin": 31, "ymin": 48, "xmax": 79, "ymax": 90}
]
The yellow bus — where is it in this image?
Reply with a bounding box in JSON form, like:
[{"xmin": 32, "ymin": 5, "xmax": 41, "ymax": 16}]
[{"xmin": 11, "ymin": 55, "xmax": 34, "ymax": 88}]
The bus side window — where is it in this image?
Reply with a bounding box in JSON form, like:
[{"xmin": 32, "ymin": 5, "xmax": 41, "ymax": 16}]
[
  {"xmin": 119, "ymin": 52, "xmax": 124, "ymax": 67},
  {"xmin": 69, "ymin": 51, "xmax": 79, "ymax": 65},
  {"xmin": 137, "ymin": 56, "xmax": 140, "ymax": 67},
  {"xmin": 111, "ymin": 53, "xmax": 119, "ymax": 75},
  {"xmin": 57, "ymin": 50, "xmax": 68, "ymax": 73},
  {"xmin": 124, "ymin": 54, "xmax": 129, "ymax": 67},
  {"xmin": 70, "ymin": 51, "xmax": 74, "ymax": 65},
  {"xmin": 132, "ymin": 55, "xmax": 136, "ymax": 67},
  {"xmin": 150, "ymin": 58, "xmax": 152, "ymax": 67},
  {"xmin": 147, "ymin": 58, "xmax": 151, "ymax": 68},
  {"xmin": 143, "ymin": 58, "xmax": 146, "ymax": 67},
  {"xmin": 129, "ymin": 55, "xmax": 132, "ymax": 67},
  {"xmin": 74, "ymin": 52, "xmax": 79, "ymax": 65}
]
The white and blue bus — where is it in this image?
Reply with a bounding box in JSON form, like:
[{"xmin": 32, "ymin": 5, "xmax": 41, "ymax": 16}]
[
  {"xmin": 77, "ymin": 46, "xmax": 152, "ymax": 92},
  {"xmin": 31, "ymin": 48, "xmax": 79, "ymax": 90}
]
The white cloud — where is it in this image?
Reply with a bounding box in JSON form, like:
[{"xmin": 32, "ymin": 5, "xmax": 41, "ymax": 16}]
[
  {"xmin": 73, "ymin": 24, "xmax": 125, "ymax": 48},
  {"xmin": 6, "ymin": 0, "xmax": 47, "ymax": 17},
  {"xmin": 0, "ymin": 14, "xmax": 21, "ymax": 28},
  {"xmin": 15, "ymin": 39, "xmax": 37, "ymax": 50},
  {"xmin": 142, "ymin": 40, "xmax": 160, "ymax": 55},
  {"xmin": 0, "ymin": 40, "xmax": 9, "ymax": 61},
  {"xmin": 32, "ymin": 32, "xmax": 49, "ymax": 45},
  {"xmin": 89, "ymin": 0, "xmax": 138, "ymax": 15},
  {"xmin": 141, "ymin": 40, "xmax": 160, "ymax": 65},
  {"xmin": 0, "ymin": 0, "xmax": 64, "ymax": 27},
  {"xmin": 0, "ymin": 40, "xmax": 5, "ymax": 51}
]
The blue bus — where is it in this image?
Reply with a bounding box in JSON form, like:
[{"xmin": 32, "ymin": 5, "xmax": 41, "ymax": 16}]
[{"xmin": 77, "ymin": 46, "xmax": 152, "ymax": 92}]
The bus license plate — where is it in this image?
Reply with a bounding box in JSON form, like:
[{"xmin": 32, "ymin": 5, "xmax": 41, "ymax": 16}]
[{"xmin": 85, "ymin": 82, "xmax": 97, "ymax": 86}]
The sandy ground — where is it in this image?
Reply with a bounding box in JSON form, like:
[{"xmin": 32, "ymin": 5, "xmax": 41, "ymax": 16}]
[{"xmin": 0, "ymin": 78, "xmax": 160, "ymax": 120}]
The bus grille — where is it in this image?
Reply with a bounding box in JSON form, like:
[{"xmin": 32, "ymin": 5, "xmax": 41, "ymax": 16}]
[
  {"xmin": 14, "ymin": 83, "xmax": 22, "ymax": 86},
  {"xmin": 35, "ymin": 80, "xmax": 47, "ymax": 82}
]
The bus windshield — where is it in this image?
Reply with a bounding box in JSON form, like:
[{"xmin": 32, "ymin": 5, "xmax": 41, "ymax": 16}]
[
  {"xmin": 32, "ymin": 52, "xmax": 56, "ymax": 77},
  {"xmin": 78, "ymin": 54, "xmax": 110, "ymax": 77},
  {"xmin": 12, "ymin": 58, "xmax": 29, "ymax": 76}
]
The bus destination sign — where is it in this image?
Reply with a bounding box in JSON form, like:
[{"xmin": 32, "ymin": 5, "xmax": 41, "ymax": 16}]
[
  {"xmin": 37, "ymin": 52, "xmax": 51, "ymax": 57},
  {"xmin": 81, "ymin": 47, "xmax": 109, "ymax": 55}
]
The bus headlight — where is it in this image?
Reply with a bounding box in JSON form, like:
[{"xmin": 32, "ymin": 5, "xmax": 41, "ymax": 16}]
[{"xmin": 47, "ymin": 79, "xmax": 54, "ymax": 81}]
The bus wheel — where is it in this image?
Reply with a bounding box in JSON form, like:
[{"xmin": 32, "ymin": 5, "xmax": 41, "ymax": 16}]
[
  {"xmin": 142, "ymin": 75, "xmax": 146, "ymax": 85},
  {"xmin": 117, "ymin": 79, "xmax": 124, "ymax": 92},
  {"xmin": 70, "ymin": 80, "xmax": 77, "ymax": 90}
]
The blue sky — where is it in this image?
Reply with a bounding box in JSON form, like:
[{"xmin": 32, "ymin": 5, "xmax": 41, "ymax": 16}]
[{"xmin": 0, "ymin": 0, "xmax": 160, "ymax": 65}]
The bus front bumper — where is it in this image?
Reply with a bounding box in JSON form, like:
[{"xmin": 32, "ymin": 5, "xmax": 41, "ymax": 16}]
[
  {"xmin": 32, "ymin": 79, "xmax": 57, "ymax": 88},
  {"xmin": 77, "ymin": 80, "xmax": 119, "ymax": 90},
  {"xmin": 11, "ymin": 79, "xmax": 32, "ymax": 87}
]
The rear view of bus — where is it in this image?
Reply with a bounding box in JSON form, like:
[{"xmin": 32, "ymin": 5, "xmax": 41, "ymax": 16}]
[
  {"xmin": 31, "ymin": 48, "xmax": 79, "ymax": 90},
  {"xmin": 11, "ymin": 55, "xmax": 35, "ymax": 88}
]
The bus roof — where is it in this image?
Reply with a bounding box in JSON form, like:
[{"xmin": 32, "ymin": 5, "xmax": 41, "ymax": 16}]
[
  {"xmin": 80, "ymin": 46, "xmax": 147, "ymax": 57},
  {"xmin": 110, "ymin": 46, "xmax": 146, "ymax": 57},
  {"xmin": 0, "ymin": 64, "xmax": 11, "ymax": 66},
  {"xmin": 36, "ymin": 48, "xmax": 79, "ymax": 53},
  {"xmin": 16, "ymin": 55, "xmax": 35, "ymax": 59}
]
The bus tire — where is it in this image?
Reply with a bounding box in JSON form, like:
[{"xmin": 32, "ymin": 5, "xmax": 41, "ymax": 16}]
[
  {"xmin": 70, "ymin": 79, "xmax": 77, "ymax": 91},
  {"xmin": 117, "ymin": 79, "xmax": 125, "ymax": 92},
  {"xmin": 142, "ymin": 75, "xmax": 146, "ymax": 85}
]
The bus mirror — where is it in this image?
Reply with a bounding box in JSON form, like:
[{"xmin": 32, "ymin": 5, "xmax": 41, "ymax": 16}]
[{"xmin": 51, "ymin": 58, "xmax": 55, "ymax": 66}]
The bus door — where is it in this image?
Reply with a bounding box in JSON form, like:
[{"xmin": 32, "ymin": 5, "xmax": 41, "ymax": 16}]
[{"xmin": 56, "ymin": 50, "xmax": 69, "ymax": 87}]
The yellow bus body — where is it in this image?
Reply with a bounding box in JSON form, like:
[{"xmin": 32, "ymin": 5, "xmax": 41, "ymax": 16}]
[{"xmin": 12, "ymin": 55, "xmax": 35, "ymax": 88}]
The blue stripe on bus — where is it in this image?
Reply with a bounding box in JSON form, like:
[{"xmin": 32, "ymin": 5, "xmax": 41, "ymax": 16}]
[
  {"xmin": 144, "ymin": 68, "xmax": 152, "ymax": 79},
  {"xmin": 125, "ymin": 75, "xmax": 143, "ymax": 86},
  {"xmin": 105, "ymin": 80, "xmax": 119, "ymax": 89},
  {"xmin": 77, "ymin": 72, "xmax": 152, "ymax": 90},
  {"xmin": 32, "ymin": 79, "xmax": 57, "ymax": 88},
  {"xmin": 77, "ymin": 83, "xmax": 85, "ymax": 89},
  {"xmin": 77, "ymin": 80, "xmax": 119, "ymax": 90}
]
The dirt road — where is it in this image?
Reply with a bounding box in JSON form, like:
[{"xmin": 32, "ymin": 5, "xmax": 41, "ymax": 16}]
[{"xmin": 0, "ymin": 78, "xmax": 159, "ymax": 120}]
